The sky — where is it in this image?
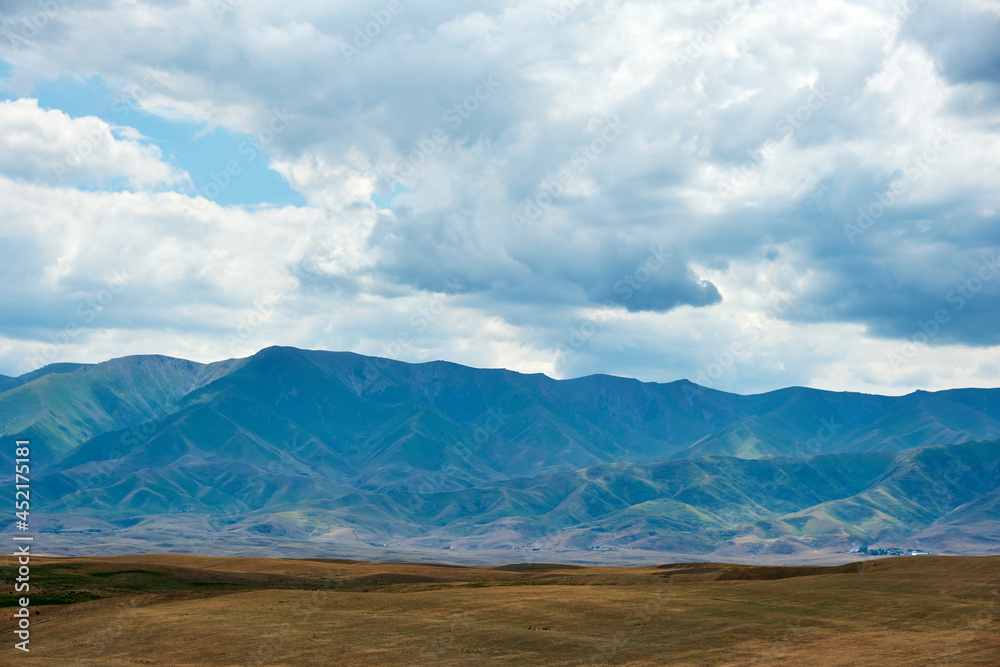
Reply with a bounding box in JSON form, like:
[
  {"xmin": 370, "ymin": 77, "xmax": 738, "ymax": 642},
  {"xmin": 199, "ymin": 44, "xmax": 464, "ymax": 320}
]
[{"xmin": 0, "ymin": 0, "xmax": 998, "ymax": 396}]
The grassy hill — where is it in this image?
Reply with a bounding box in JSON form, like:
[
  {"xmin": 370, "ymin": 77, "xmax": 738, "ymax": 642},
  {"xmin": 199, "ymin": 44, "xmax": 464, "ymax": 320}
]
[
  {"xmin": 1, "ymin": 554, "xmax": 997, "ymax": 665},
  {"xmin": 3, "ymin": 346, "xmax": 999, "ymax": 557}
]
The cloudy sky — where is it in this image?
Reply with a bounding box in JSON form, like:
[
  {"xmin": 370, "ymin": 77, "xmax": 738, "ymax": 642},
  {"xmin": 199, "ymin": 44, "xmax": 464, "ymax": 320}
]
[{"xmin": 0, "ymin": 0, "xmax": 998, "ymax": 395}]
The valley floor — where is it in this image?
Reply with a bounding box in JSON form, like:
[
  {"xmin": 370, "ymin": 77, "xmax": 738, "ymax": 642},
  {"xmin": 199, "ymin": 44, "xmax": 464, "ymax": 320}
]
[{"xmin": 2, "ymin": 554, "xmax": 998, "ymax": 665}]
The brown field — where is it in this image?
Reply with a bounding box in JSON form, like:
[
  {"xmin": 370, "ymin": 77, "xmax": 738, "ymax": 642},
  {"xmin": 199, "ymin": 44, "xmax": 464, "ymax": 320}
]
[{"xmin": 2, "ymin": 554, "xmax": 998, "ymax": 665}]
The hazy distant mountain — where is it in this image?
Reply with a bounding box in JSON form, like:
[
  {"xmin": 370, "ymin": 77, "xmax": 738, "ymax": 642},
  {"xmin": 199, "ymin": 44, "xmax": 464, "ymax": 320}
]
[{"xmin": 4, "ymin": 346, "xmax": 999, "ymax": 559}]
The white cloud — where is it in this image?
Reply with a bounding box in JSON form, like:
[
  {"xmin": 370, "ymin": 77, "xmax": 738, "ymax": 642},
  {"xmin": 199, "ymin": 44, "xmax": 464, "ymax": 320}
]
[
  {"xmin": 0, "ymin": 0, "xmax": 997, "ymax": 394},
  {"xmin": 0, "ymin": 99, "xmax": 187, "ymax": 189}
]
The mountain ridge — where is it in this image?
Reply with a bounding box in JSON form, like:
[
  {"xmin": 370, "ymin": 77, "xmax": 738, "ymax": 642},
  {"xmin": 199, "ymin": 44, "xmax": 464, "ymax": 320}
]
[{"xmin": 4, "ymin": 346, "xmax": 999, "ymax": 560}]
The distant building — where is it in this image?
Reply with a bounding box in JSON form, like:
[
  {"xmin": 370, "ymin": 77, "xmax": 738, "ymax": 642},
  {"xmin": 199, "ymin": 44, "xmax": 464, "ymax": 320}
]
[{"xmin": 860, "ymin": 545, "xmax": 905, "ymax": 556}]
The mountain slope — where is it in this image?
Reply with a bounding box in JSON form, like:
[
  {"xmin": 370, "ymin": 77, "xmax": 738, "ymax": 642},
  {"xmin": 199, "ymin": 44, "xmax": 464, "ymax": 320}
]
[
  {"xmin": 0, "ymin": 355, "xmax": 243, "ymax": 466},
  {"xmin": 31, "ymin": 439, "xmax": 1000, "ymax": 556},
  {"xmin": 16, "ymin": 346, "xmax": 1000, "ymax": 485},
  {"xmin": 0, "ymin": 362, "xmax": 88, "ymax": 393},
  {"xmin": 7, "ymin": 347, "xmax": 1000, "ymax": 475},
  {"xmin": 4, "ymin": 346, "xmax": 1000, "ymax": 558}
]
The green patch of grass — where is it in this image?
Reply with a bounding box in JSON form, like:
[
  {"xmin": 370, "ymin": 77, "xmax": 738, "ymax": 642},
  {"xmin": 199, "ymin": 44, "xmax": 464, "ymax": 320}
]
[
  {"xmin": 0, "ymin": 591, "xmax": 104, "ymax": 607},
  {"xmin": 0, "ymin": 564, "xmax": 262, "ymax": 607},
  {"xmin": 90, "ymin": 569, "xmax": 169, "ymax": 578}
]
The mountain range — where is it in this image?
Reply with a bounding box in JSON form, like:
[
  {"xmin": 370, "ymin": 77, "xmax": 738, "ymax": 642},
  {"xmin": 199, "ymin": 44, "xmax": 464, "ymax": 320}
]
[{"xmin": 3, "ymin": 346, "xmax": 999, "ymax": 562}]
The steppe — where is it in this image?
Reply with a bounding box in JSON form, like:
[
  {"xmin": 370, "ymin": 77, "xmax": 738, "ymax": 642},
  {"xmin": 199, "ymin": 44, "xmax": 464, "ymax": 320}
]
[{"xmin": 2, "ymin": 554, "xmax": 998, "ymax": 665}]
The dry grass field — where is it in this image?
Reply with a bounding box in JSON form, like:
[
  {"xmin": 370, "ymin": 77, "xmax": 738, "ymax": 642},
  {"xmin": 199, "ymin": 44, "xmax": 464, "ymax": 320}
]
[{"xmin": 2, "ymin": 554, "xmax": 998, "ymax": 665}]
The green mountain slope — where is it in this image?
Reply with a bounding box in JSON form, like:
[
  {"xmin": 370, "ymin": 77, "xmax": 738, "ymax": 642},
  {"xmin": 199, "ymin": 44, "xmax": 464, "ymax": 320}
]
[
  {"xmin": 4, "ymin": 346, "xmax": 999, "ymax": 557},
  {"xmin": 0, "ymin": 355, "xmax": 243, "ymax": 466}
]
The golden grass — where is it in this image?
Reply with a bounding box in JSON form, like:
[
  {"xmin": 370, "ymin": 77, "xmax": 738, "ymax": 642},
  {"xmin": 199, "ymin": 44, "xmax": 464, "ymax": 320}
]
[{"xmin": 2, "ymin": 555, "xmax": 998, "ymax": 665}]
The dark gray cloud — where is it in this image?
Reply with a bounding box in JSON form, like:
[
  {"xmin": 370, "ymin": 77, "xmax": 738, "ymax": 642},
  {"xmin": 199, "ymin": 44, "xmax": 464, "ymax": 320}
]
[{"xmin": 903, "ymin": 4, "xmax": 1000, "ymax": 88}]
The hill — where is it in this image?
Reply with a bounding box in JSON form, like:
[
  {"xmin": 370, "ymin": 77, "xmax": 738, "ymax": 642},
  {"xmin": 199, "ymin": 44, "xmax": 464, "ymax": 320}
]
[
  {"xmin": 2, "ymin": 554, "xmax": 997, "ymax": 665},
  {"xmin": 2, "ymin": 346, "xmax": 998, "ymax": 558}
]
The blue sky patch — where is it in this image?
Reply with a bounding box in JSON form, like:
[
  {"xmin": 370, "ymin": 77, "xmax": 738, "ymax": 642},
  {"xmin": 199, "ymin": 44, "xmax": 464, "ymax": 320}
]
[{"xmin": 1, "ymin": 71, "xmax": 304, "ymax": 208}]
